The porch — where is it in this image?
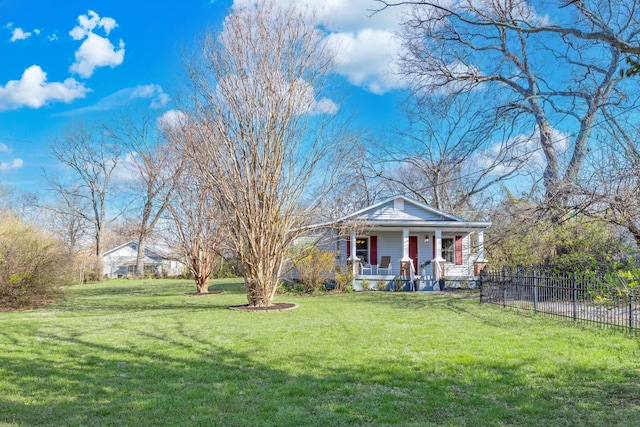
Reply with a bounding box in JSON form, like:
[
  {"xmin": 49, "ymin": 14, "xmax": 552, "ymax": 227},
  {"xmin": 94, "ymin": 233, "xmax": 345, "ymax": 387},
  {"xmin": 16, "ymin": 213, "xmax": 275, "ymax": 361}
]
[
  {"xmin": 353, "ymin": 273, "xmax": 479, "ymax": 292},
  {"xmin": 333, "ymin": 195, "xmax": 491, "ymax": 290},
  {"xmin": 354, "ymin": 273, "xmax": 439, "ymax": 291}
]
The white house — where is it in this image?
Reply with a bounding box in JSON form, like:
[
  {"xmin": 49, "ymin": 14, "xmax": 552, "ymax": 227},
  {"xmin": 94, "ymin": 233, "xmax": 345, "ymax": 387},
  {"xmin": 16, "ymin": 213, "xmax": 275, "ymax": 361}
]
[
  {"xmin": 332, "ymin": 195, "xmax": 491, "ymax": 290},
  {"xmin": 103, "ymin": 241, "xmax": 186, "ymax": 279}
]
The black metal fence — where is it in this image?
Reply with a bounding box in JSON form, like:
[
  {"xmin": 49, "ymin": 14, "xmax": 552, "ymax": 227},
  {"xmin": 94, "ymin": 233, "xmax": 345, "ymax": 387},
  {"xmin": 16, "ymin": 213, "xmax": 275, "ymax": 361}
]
[{"xmin": 480, "ymin": 267, "xmax": 638, "ymax": 332}]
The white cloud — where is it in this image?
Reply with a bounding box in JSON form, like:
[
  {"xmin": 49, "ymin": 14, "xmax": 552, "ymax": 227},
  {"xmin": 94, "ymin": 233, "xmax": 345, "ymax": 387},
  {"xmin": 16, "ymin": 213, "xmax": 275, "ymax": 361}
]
[
  {"xmin": 232, "ymin": 0, "xmax": 402, "ymax": 32},
  {"xmin": 128, "ymin": 84, "xmax": 170, "ymax": 108},
  {"xmin": 323, "ymin": 29, "xmax": 406, "ymax": 94},
  {"xmin": 151, "ymin": 92, "xmax": 170, "ymax": 109},
  {"xmin": 0, "ymin": 142, "xmax": 23, "ymax": 173},
  {"xmin": 231, "ymin": 0, "xmax": 409, "ymax": 95},
  {"xmin": 216, "ymin": 71, "xmax": 338, "ymax": 117},
  {"xmin": 111, "ymin": 152, "xmax": 140, "ymax": 186},
  {"xmin": 291, "ymin": 76, "xmax": 340, "ymax": 115},
  {"xmin": 310, "ymin": 97, "xmax": 339, "ymax": 115},
  {"xmin": 0, "ymin": 158, "xmax": 24, "ymax": 173},
  {"xmin": 470, "ymin": 0, "xmax": 550, "ymax": 26},
  {"xmin": 69, "ymin": 10, "xmax": 118, "ymax": 39},
  {"xmin": 0, "ymin": 65, "xmax": 90, "ymax": 111},
  {"xmin": 59, "ymin": 84, "xmax": 169, "ymax": 116},
  {"xmin": 158, "ymin": 110, "xmax": 188, "ymax": 131},
  {"xmin": 10, "ymin": 27, "xmax": 32, "ymax": 42},
  {"xmin": 314, "ymin": 0, "xmax": 405, "ymax": 33},
  {"xmin": 69, "ymin": 10, "xmax": 125, "ymax": 78}
]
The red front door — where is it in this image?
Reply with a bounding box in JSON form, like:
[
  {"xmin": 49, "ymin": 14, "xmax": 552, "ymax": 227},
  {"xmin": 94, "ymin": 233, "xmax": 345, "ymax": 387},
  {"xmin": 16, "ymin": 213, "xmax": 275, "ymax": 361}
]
[{"xmin": 409, "ymin": 236, "xmax": 418, "ymax": 273}]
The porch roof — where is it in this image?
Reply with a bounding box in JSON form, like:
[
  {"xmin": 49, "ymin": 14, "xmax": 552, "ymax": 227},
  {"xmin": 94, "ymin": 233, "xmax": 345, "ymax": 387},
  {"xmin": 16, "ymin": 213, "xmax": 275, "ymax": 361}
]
[
  {"xmin": 335, "ymin": 195, "xmax": 491, "ymax": 232},
  {"xmin": 349, "ymin": 220, "xmax": 491, "ymax": 232}
]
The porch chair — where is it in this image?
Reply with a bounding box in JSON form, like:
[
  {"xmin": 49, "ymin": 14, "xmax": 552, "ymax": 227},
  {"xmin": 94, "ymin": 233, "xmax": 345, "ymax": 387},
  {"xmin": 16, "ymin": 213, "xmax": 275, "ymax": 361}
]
[
  {"xmin": 377, "ymin": 256, "xmax": 392, "ymax": 275},
  {"xmin": 360, "ymin": 262, "xmax": 372, "ymax": 275}
]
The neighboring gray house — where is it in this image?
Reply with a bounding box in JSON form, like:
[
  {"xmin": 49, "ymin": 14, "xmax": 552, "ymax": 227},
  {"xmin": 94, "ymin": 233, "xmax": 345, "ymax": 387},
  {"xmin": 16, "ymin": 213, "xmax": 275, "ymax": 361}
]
[
  {"xmin": 103, "ymin": 241, "xmax": 186, "ymax": 279},
  {"xmin": 332, "ymin": 195, "xmax": 491, "ymax": 290}
]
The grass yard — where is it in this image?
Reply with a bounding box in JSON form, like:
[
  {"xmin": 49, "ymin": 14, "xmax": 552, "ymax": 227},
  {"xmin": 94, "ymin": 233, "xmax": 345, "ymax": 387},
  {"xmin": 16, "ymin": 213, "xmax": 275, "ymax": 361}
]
[{"xmin": 1, "ymin": 279, "xmax": 639, "ymax": 426}]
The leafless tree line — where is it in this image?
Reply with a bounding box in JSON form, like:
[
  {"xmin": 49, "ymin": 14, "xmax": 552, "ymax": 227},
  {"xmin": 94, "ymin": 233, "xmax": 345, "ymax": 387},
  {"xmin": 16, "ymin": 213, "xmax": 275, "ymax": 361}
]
[
  {"xmin": 36, "ymin": 0, "xmax": 640, "ymax": 300},
  {"xmin": 370, "ymin": 0, "xmax": 640, "ymax": 242},
  {"xmin": 42, "ymin": 1, "xmax": 353, "ymax": 307}
]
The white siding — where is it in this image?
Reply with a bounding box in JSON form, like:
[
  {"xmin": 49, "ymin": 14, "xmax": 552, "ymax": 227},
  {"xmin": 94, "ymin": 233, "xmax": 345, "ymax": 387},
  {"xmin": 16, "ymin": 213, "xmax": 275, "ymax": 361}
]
[
  {"xmin": 103, "ymin": 241, "xmax": 186, "ymax": 279},
  {"xmin": 336, "ymin": 231, "xmax": 477, "ymax": 277},
  {"xmin": 331, "ymin": 196, "xmax": 488, "ymax": 280},
  {"xmin": 358, "ymin": 199, "xmax": 448, "ymax": 222},
  {"xmin": 373, "ymin": 231, "xmax": 403, "ymax": 272}
]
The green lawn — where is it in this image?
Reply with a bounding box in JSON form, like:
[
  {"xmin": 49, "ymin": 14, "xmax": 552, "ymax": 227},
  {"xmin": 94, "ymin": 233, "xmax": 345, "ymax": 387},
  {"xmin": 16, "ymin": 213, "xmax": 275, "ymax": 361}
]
[{"xmin": 1, "ymin": 279, "xmax": 639, "ymax": 426}]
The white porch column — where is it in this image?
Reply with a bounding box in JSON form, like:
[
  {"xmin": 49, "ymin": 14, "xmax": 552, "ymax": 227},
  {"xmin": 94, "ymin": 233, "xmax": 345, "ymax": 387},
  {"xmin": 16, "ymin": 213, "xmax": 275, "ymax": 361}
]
[
  {"xmin": 433, "ymin": 229, "xmax": 443, "ymax": 261},
  {"xmin": 349, "ymin": 230, "xmax": 358, "ymax": 276},
  {"xmin": 473, "ymin": 230, "xmax": 488, "ymax": 276},
  {"xmin": 400, "ymin": 228, "xmax": 413, "ymax": 279},
  {"xmin": 431, "ymin": 229, "xmax": 445, "ymax": 278},
  {"xmin": 476, "ymin": 230, "xmax": 487, "ymax": 262},
  {"xmin": 401, "ymin": 228, "xmax": 411, "ymax": 261}
]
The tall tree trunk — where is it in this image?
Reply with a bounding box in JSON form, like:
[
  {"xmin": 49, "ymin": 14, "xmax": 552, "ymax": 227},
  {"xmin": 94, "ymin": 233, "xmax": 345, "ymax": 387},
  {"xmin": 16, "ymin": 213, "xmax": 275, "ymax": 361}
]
[
  {"xmin": 245, "ymin": 277, "xmax": 274, "ymax": 307},
  {"xmin": 136, "ymin": 197, "xmax": 154, "ymax": 278},
  {"xmin": 135, "ymin": 238, "xmax": 146, "ymax": 279},
  {"xmin": 195, "ymin": 275, "xmax": 209, "ymax": 293},
  {"xmin": 95, "ymin": 231, "xmax": 104, "ymax": 280}
]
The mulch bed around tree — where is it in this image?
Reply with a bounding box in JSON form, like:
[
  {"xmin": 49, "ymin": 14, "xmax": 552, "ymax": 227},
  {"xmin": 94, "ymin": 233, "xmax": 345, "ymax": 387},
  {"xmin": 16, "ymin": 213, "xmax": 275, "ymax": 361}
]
[
  {"xmin": 183, "ymin": 290, "xmax": 224, "ymax": 297},
  {"xmin": 228, "ymin": 302, "xmax": 298, "ymax": 312}
]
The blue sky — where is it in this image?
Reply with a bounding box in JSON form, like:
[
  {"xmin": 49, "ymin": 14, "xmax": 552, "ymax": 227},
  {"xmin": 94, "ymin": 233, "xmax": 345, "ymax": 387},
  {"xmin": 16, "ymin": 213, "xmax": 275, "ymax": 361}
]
[{"xmin": 0, "ymin": 0, "xmax": 409, "ymax": 194}]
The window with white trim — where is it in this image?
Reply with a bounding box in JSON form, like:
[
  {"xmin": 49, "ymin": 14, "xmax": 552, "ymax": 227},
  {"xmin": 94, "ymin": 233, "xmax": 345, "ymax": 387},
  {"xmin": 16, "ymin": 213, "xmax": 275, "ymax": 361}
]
[
  {"xmin": 356, "ymin": 238, "xmax": 368, "ymax": 263},
  {"xmin": 442, "ymin": 238, "xmax": 454, "ymax": 263}
]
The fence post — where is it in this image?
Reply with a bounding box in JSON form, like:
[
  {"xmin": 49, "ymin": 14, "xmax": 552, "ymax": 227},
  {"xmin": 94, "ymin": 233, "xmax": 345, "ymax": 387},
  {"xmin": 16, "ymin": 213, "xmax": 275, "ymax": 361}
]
[
  {"xmin": 533, "ymin": 269, "xmax": 538, "ymax": 313},
  {"xmin": 502, "ymin": 268, "xmax": 507, "ymax": 308},
  {"xmin": 573, "ymin": 272, "xmax": 578, "ymax": 321}
]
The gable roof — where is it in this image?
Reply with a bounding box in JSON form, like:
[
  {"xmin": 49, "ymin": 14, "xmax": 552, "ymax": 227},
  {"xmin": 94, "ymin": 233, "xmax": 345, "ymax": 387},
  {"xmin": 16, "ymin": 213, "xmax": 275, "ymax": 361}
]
[
  {"xmin": 103, "ymin": 240, "xmax": 138, "ymax": 257},
  {"xmin": 103, "ymin": 240, "xmax": 177, "ymax": 260},
  {"xmin": 338, "ymin": 195, "xmax": 491, "ymax": 230}
]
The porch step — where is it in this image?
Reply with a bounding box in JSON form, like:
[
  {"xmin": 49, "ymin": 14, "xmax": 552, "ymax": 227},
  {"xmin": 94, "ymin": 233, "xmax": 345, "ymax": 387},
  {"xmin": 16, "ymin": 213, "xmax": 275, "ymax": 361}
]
[
  {"xmin": 357, "ymin": 274, "xmax": 396, "ymax": 280},
  {"xmin": 355, "ymin": 276, "xmax": 439, "ymax": 292}
]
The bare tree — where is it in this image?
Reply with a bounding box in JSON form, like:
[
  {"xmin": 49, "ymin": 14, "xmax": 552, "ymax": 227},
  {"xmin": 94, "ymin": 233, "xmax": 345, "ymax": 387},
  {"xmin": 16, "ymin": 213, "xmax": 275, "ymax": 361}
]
[
  {"xmin": 47, "ymin": 122, "xmax": 123, "ymax": 280},
  {"xmin": 180, "ymin": 0, "xmax": 351, "ymax": 307},
  {"xmin": 166, "ymin": 152, "xmax": 225, "ymax": 294},
  {"xmin": 45, "ymin": 197, "xmax": 89, "ymax": 254},
  {"xmin": 106, "ymin": 111, "xmax": 183, "ymax": 278},
  {"xmin": 317, "ymin": 140, "xmax": 384, "ymax": 218},
  {"xmin": 101, "ymin": 216, "xmax": 143, "ymax": 251},
  {"xmin": 575, "ymin": 119, "xmax": 640, "ymax": 247},
  {"xmin": 378, "ymin": 92, "xmax": 536, "ymax": 216},
  {"xmin": 376, "ymin": 0, "xmax": 637, "ymax": 217}
]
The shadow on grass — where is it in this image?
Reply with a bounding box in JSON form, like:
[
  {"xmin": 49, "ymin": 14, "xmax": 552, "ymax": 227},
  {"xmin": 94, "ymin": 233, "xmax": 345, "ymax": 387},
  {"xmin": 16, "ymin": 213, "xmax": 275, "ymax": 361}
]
[
  {"xmin": 349, "ymin": 291, "xmax": 546, "ymax": 330},
  {"xmin": 53, "ymin": 279, "xmax": 248, "ymax": 314},
  {"xmin": 68, "ymin": 279, "xmax": 245, "ymax": 297},
  {"xmin": 1, "ymin": 320, "xmax": 639, "ymax": 427}
]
